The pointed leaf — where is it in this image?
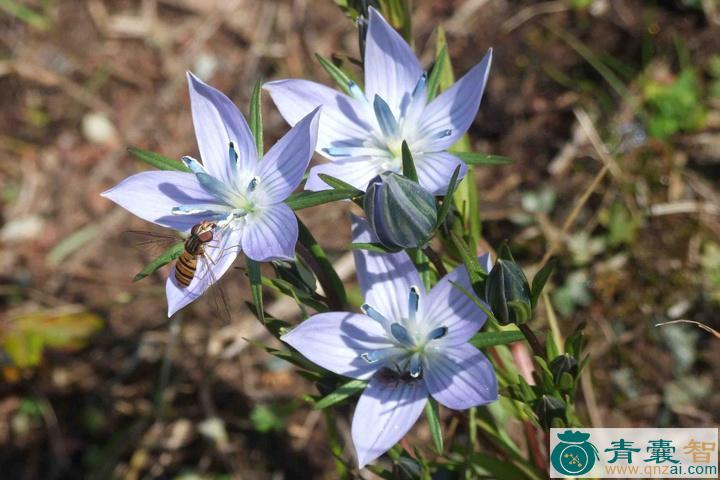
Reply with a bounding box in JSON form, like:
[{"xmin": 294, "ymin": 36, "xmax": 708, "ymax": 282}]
[
  {"xmin": 127, "ymin": 147, "xmax": 191, "ymax": 172},
  {"xmin": 285, "ymin": 189, "xmax": 360, "ymax": 210},
  {"xmin": 454, "ymin": 152, "xmax": 514, "ymax": 166},
  {"xmin": 314, "ymin": 378, "xmax": 368, "ymax": 410},
  {"xmin": 426, "ymin": 44, "xmax": 448, "ymax": 101},
  {"xmin": 531, "ymin": 258, "xmax": 556, "ymax": 308},
  {"xmin": 424, "ymin": 397, "xmax": 443, "ymax": 454},
  {"xmin": 317, "ymin": 173, "xmax": 362, "ymax": 193},
  {"xmin": 400, "ymin": 141, "xmax": 418, "ymax": 182},
  {"xmin": 346, "ymin": 242, "xmax": 397, "ymax": 253},
  {"xmin": 435, "ymin": 164, "xmax": 462, "ymax": 229},
  {"xmin": 469, "ymin": 330, "xmax": 525, "ymax": 349},
  {"xmin": 315, "ymin": 53, "xmax": 353, "ymax": 95},
  {"xmin": 249, "ymin": 79, "xmax": 263, "ymax": 159},
  {"xmin": 133, "ymin": 241, "xmax": 185, "ymax": 281},
  {"xmin": 247, "ymin": 257, "xmax": 264, "ymax": 323}
]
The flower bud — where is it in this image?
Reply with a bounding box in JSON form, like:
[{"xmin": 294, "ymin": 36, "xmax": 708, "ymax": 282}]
[
  {"xmin": 534, "ymin": 394, "xmax": 566, "ymax": 430},
  {"xmin": 549, "ymin": 354, "xmax": 579, "ymax": 383},
  {"xmin": 364, "ymin": 172, "xmax": 437, "ymax": 250},
  {"xmin": 484, "ymin": 258, "xmax": 532, "ymax": 325}
]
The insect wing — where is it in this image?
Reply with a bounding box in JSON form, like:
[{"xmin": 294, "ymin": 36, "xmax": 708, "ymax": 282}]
[{"xmin": 125, "ymin": 229, "xmax": 183, "ymax": 256}]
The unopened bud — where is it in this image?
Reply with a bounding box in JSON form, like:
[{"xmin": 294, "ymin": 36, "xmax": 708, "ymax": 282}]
[
  {"xmin": 484, "ymin": 258, "xmax": 532, "ymax": 325},
  {"xmin": 364, "ymin": 172, "xmax": 437, "ymax": 250}
]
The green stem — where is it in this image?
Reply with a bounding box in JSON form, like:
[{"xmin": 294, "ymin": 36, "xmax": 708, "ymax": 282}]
[
  {"xmin": 296, "ymin": 218, "xmax": 346, "ymax": 310},
  {"xmin": 422, "ymin": 245, "xmax": 448, "ymax": 277},
  {"xmin": 519, "ymin": 323, "xmax": 544, "ymax": 358}
]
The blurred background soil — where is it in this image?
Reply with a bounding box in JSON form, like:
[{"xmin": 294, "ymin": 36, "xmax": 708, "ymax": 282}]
[{"xmin": 1, "ymin": 0, "xmax": 719, "ymax": 478}]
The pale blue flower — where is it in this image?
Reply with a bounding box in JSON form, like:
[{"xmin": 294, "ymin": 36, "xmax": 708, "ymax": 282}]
[
  {"xmin": 282, "ymin": 216, "xmax": 498, "ymax": 468},
  {"xmin": 265, "ymin": 7, "xmax": 492, "ymax": 194},
  {"xmin": 102, "ymin": 72, "xmax": 320, "ymax": 315}
]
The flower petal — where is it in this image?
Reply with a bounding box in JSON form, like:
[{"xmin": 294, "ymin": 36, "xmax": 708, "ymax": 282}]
[
  {"xmin": 415, "ymin": 151, "xmax": 468, "ymax": 195},
  {"xmin": 256, "ymin": 107, "xmax": 320, "ymax": 202},
  {"xmin": 422, "ymin": 254, "xmax": 491, "ymax": 346},
  {"xmin": 242, "ymin": 203, "xmax": 297, "ymax": 262},
  {"xmin": 351, "ymin": 373, "xmax": 428, "ymax": 468},
  {"xmin": 165, "ymin": 227, "xmax": 242, "ymax": 316},
  {"xmin": 416, "ymin": 50, "xmax": 492, "ymax": 151},
  {"xmin": 101, "ymin": 171, "xmax": 221, "ymax": 232},
  {"xmin": 263, "ymin": 79, "xmax": 370, "ymax": 155},
  {"xmin": 187, "ymin": 72, "xmax": 257, "ymax": 182},
  {"xmin": 364, "ymin": 7, "xmax": 423, "ymax": 116},
  {"xmin": 305, "ymin": 157, "xmax": 380, "ymax": 192},
  {"xmin": 281, "ymin": 312, "xmax": 394, "ymax": 380},
  {"xmin": 423, "ymin": 343, "xmax": 498, "ymax": 410},
  {"xmin": 352, "ymin": 215, "xmax": 423, "ymax": 324}
]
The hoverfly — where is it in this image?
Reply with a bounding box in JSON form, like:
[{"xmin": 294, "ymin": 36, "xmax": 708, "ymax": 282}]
[
  {"xmin": 174, "ymin": 220, "xmax": 217, "ymax": 287},
  {"xmin": 126, "ymin": 220, "xmax": 233, "ymax": 321}
]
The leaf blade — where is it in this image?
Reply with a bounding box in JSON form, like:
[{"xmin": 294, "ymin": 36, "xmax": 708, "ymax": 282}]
[{"xmin": 127, "ymin": 147, "xmax": 191, "ymax": 172}]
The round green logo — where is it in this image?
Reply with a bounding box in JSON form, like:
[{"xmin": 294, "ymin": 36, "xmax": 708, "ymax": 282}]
[{"xmin": 551, "ymin": 430, "xmax": 599, "ymax": 476}]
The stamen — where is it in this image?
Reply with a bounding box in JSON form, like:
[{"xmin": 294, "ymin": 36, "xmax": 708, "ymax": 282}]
[
  {"xmin": 361, "ymin": 304, "xmax": 390, "ymax": 326},
  {"xmin": 426, "ymin": 326, "xmax": 448, "ymax": 341},
  {"xmin": 373, "ymin": 95, "xmax": 399, "ymax": 138},
  {"xmin": 348, "ymin": 81, "xmax": 366, "ymax": 103},
  {"xmin": 181, "ymin": 156, "xmax": 207, "ymax": 174},
  {"xmin": 390, "ymin": 323, "xmax": 413, "ymax": 346},
  {"xmin": 360, "ymin": 347, "xmax": 403, "ymax": 364},
  {"xmin": 229, "ymin": 142, "xmax": 238, "ymax": 166},
  {"xmin": 323, "ymin": 146, "xmax": 391, "ymax": 158},
  {"xmin": 411, "ymin": 73, "xmax": 427, "ymax": 99},
  {"xmin": 323, "ymin": 147, "xmax": 352, "ymax": 158},
  {"xmin": 433, "ymin": 129, "xmax": 452, "ymax": 139},
  {"xmin": 408, "ymin": 286, "xmax": 420, "ymax": 323},
  {"xmin": 409, "ymin": 353, "xmax": 422, "ymax": 378},
  {"xmin": 171, "ymin": 203, "xmax": 229, "ymax": 215}
]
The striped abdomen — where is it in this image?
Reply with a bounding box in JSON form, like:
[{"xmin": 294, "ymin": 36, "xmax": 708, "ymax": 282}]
[
  {"xmin": 174, "ymin": 221, "xmax": 215, "ymax": 288},
  {"xmin": 174, "ymin": 235, "xmax": 206, "ymax": 287}
]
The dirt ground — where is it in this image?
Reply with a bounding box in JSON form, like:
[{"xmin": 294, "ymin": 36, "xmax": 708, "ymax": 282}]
[{"xmin": 1, "ymin": 0, "xmax": 719, "ymax": 479}]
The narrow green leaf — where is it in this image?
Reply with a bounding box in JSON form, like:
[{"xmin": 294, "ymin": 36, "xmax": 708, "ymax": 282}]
[
  {"xmin": 449, "ymin": 231, "xmax": 487, "ymax": 296},
  {"xmin": 247, "ymin": 258, "xmax": 264, "ymax": 323},
  {"xmin": 450, "ymin": 280, "xmax": 497, "ymax": 322},
  {"xmin": 297, "ymin": 219, "xmax": 347, "ymax": 309},
  {"xmin": 530, "ymin": 258, "xmax": 556, "ymax": 308},
  {"xmin": 454, "ymin": 152, "xmax": 514, "ymax": 166},
  {"xmin": 545, "ymin": 331, "xmax": 560, "ymax": 361},
  {"xmin": 315, "ymin": 53, "xmax": 352, "ymax": 95},
  {"xmin": 314, "ymin": 378, "xmax": 367, "ymax": 410},
  {"xmin": 426, "ymin": 45, "xmax": 447, "ymax": 101},
  {"xmin": 317, "ymin": 173, "xmax": 362, "ymax": 193},
  {"xmin": 469, "ymin": 330, "xmax": 525, "ymax": 349},
  {"xmin": 285, "ymin": 189, "xmax": 360, "ymax": 210},
  {"xmin": 498, "ymin": 242, "xmax": 515, "ymax": 261},
  {"xmin": 346, "ymin": 242, "xmax": 395, "ymax": 253},
  {"xmin": 261, "ymin": 276, "xmax": 328, "ymax": 312},
  {"xmin": 133, "ymin": 242, "xmax": 185, "ymax": 281},
  {"xmin": 127, "ymin": 147, "xmax": 190, "ymax": 172},
  {"xmin": 435, "ymin": 164, "xmax": 462, "ymax": 229},
  {"xmin": 400, "ymin": 141, "xmax": 418, "ymax": 182},
  {"xmin": 424, "ymin": 397, "xmax": 444, "ymax": 454},
  {"xmin": 249, "ymin": 79, "xmax": 263, "ymax": 159}
]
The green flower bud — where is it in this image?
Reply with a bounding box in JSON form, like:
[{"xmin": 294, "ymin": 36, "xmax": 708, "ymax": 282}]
[
  {"xmin": 549, "ymin": 354, "xmax": 579, "ymax": 383},
  {"xmin": 534, "ymin": 394, "xmax": 566, "ymax": 430},
  {"xmin": 364, "ymin": 172, "xmax": 437, "ymax": 250},
  {"xmin": 484, "ymin": 258, "xmax": 532, "ymax": 325}
]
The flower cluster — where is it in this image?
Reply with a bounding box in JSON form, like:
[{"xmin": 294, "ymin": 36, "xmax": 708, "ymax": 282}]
[{"xmin": 103, "ymin": 6, "xmax": 498, "ymax": 469}]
